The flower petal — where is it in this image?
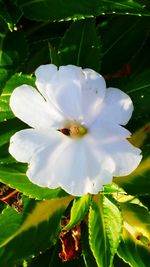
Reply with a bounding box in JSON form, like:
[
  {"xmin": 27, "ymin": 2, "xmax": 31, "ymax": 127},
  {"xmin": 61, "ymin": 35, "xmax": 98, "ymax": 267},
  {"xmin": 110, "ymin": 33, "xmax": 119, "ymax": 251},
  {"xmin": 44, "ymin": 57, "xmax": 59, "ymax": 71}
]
[
  {"xmin": 10, "ymin": 85, "xmax": 64, "ymax": 129},
  {"xmin": 90, "ymin": 119, "xmax": 131, "ymax": 144},
  {"xmin": 45, "ymin": 65, "xmax": 84, "ymax": 121},
  {"xmin": 26, "ymin": 136, "xmax": 114, "ymax": 195},
  {"xmin": 103, "ymin": 139, "xmax": 142, "ymax": 177},
  {"xmin": 36, "ymin": 65, "xmax": 106, "ymax": 124},
  {"xmin": 88, "ymin": 121, "xmax": 142, "ymax": 177},
  {"xmin": 9, "ymin": 64, "xmax": 141, "ymax": 196},
  {"xmin": 26, "ymin": 135, "xmax": 71, "ymax": 188},
  {"xmin": 82, "ymin": 68, "xmax": 106, "ymax": 125},
  {"xmin": 53, "ymin": 139, "xmax": 115, "ymax": 196},
  {"xmin": 99, "ymin": 87, "xmax": 133, "ymax": 126},
  {"xmin": 35, "ymin": 64, "xmax": 57, "ymax": 98},
  {"xmin": 9, "ymin": 128, "xmax": 63, "ymax": 163}
]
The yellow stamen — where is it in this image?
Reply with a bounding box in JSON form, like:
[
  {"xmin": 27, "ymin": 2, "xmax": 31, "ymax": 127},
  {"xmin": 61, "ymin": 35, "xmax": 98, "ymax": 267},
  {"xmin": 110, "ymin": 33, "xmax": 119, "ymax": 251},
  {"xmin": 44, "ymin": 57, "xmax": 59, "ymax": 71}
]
[{"xmin": 58, "ymin": 123, "xmax": 88, "ymax": 138}]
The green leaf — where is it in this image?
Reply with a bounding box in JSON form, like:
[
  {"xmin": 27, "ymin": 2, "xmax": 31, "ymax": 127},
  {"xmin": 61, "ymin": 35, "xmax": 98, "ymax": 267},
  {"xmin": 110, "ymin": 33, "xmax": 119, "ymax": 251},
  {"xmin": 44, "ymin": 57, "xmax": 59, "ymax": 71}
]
[
  {"xmin": 0, "ymin": 163, "xmax": 68, "ymax": 200},
  {"xmin": 128, "ymin": 122, "xmax": 150, "ymax": 148},
  {"xmin": 99, "ymin": 16, "xmax": 150, "ymax": 75},
  {"xmin": 89, "ymin": 195, "xmax": 123, "ymax": 267},
  {"xmin": 17, "ymin": 0, "xmax": 149, "ymax": 22},
  {"xmin": 114, "ymin": 121, "xmax": 150, "ymax": 197},
  {"xmin": 24, "ymin": 40, "xmax": 50, "ymax": 73},
  {"xmin": 0, "ymin": 31, "xmax": 28, "ymax": 70},
  {"xmin": 117, "ymin": 203, "xmax": 150, "ymax": 267},
  {"xmin": 123, "ymin": 69, "xmax": 150, "ymax": 118},
  {"xmin": 0, "ymin": 195, "xmax": 72, "ymax": 266},
  {"xmin": 113, "ymin": 255, "xmax": 130, "ymax": 267},
  {"xmin": 139, "ymin": 195, "xmax": 150, "ymax": 211},
  {"xmin": 0, "ymin": 119, "xmax": 26, "ymax": 148},
  {"xmin": 0, "ymin": 73, "xmax": 35, "ymax": 122},
  {"xmin": 49, "ymin": 42, "xmax": 61, "ymax": 67},
  {"xmin": 64, "ymin": 194, "xmax": 91, "ymax": 230},
  {"xmin": 0, "ymin": 0, "xmax": 22, "ymax": 26},
  {"xmin": 103, "ymin": 183, "xmax": 126, "ymax": 194},
  {"xmin": 0, "ymin": 68, "xmax": 10, "ymax": 93},
  {"xmin": 59, "ymin": 19, "xmax": 101, "ymax": 71},
  {"xmin": 121, "ymin": 202, "xmax": 150, "ymax": 240},
  {"xmin": 82, "ymin": 224, "xmax": 98, "ymax": 267},
  {"xmin": 0, "ymin": 205, "xmax": 23, "ymax": 247},
  {"xmin": 114, "ymin": 156, "xmax": 150, "ymax": 196},
  {"xmin": 0, "ymin": 2, "xmax": 9, "ymax": 24},
  {"xmin": 129, "ymin": 37, "xmax": 150, "ymax": 75}
]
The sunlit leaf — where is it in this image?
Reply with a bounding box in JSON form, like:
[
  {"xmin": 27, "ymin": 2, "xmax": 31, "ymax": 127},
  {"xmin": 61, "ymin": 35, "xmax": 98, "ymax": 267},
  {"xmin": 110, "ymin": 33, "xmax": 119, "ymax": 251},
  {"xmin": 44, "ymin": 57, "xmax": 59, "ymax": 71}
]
[
  {"xmin": 0, "ymin": 205, "xmax": 23, "ymax": 247},
  {"xmin": 117, "ymin": 203, "xmax": 150, "ymax": 267},
  {"xmin": 129, "ymin": 122, "xmax": 150, "ymax": 148},
  {"xmin": 89, "ymin": 195, "xmax": 123, "ymax": 267},
  {"xmin": 0, "ymin": 195, "xmax": 72, "ymax": 266},
  {"xmin": 0, "ymin": 68, "xmax": 9, "ymax": 93},
  {"xmin": 114, "ymin": 152, "xmax": 150, "ymax": 197},
  {"xmin": 0, "ymin": 163, "xmax": 68, "ymax": 200},
  {"xmin": 64, "ymin": 194, "xmax": 91, "ymax": 230},
  {"xmin": 114, "ymin": 121, "xmax": 150, "ymax": 196}
]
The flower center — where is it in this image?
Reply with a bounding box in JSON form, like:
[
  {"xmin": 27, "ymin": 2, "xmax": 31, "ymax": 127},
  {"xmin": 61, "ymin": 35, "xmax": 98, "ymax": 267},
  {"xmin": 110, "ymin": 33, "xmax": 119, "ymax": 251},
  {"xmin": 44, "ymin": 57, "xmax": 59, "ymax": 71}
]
[{"xmin": 58, "ymin": 123, "xmax": 88, "ymax": 138}]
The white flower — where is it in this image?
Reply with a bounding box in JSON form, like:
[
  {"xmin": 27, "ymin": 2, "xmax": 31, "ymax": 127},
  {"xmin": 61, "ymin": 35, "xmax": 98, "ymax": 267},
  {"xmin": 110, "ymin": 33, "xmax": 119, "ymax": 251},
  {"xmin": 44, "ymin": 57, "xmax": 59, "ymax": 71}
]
[{"xmin": 9, "ymin": 64, "xmax": 142, "ymax": 196}]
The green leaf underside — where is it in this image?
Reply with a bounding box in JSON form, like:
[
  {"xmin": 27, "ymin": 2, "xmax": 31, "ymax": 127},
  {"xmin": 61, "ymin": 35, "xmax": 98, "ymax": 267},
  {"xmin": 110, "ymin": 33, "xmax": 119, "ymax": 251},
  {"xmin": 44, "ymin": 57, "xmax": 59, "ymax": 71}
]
[
  {"xmin": 17, "ymin": 0, "xmax": 149, "ymax": 22},
  {"xmin": 88, "ymin": 195, "xmax": 123, "ymax": 267}
]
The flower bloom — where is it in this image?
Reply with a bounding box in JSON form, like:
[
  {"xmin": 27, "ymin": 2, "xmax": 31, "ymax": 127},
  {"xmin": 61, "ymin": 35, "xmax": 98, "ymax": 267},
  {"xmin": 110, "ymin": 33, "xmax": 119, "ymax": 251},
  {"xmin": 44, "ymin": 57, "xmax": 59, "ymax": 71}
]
[{"xmin": 9, "ymin": 64, "xmax": 142, "ymax": 196}]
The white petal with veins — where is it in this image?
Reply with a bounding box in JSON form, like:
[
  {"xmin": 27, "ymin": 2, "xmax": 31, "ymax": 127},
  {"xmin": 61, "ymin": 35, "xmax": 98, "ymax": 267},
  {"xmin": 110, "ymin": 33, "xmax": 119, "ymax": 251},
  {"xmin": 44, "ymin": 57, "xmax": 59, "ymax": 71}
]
[
  {"xmin": 27, "ymin": 136, "xmax": 71, "ymax": 188},
  {"xmin": 35, "ymin": 64, "xmax": 57, "ymax": 99},
  {"xmin": 53, "ymin": 139, "xmax": 115, "ymax": 196},
  {"xmin": 99, "ymin": 87, "xmax": 133, "ymax": 125},
  {"xmin": 10, "ymin": 84, "xmax": 65, "ymax": 129},
  {"xmin": 103, "ymin": 139, "xmax": 142, "ymax": 176},
  {"xmin": 9, "ymin": 128, "xmax": 64, "ymax": 163},
  {"xmin": 45, "ymin": 65, "xmax": 84, "ymax": 121},
  {"xmin": 82, "ymin": 68, "xmax": 106, "ymax": 125}
]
